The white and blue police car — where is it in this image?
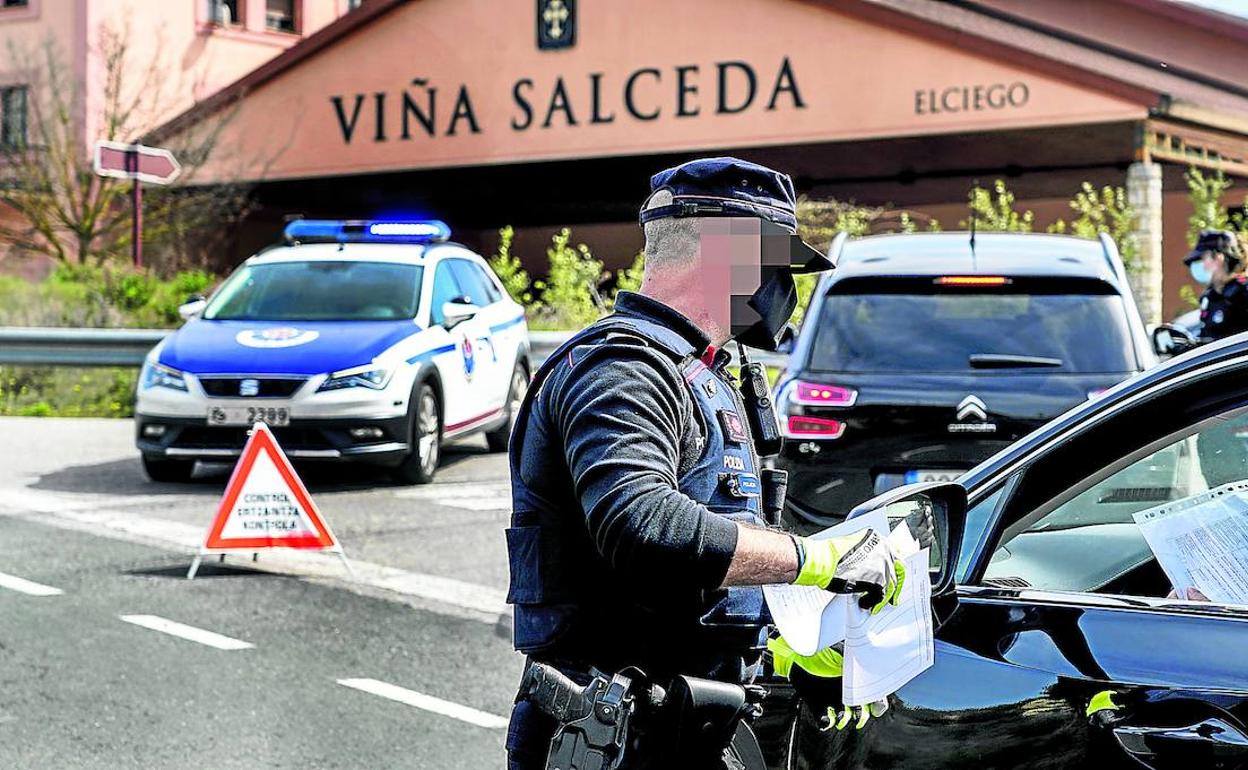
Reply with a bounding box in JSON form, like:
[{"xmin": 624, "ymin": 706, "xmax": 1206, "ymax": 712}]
[{"xmin": 135, "ymin": 219, "xmax": 530, "ymax": 484}]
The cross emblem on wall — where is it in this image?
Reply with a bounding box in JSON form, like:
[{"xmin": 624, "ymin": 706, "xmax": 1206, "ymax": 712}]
[
  {"xmin": 544, "ymin": 0, "xmax": 569, "ymax": 39},
  {"xmin": 537, "ymin": 0, "xmax": 576, "ymax": 50}
]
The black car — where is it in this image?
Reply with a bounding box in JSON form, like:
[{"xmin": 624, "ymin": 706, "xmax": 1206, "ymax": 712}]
[
  {"xmin": 773, "ymin": 331, "xmax": 1248, "ymax": 770},
  {"xmin": 773, "ymin": 231, "xmax": 1154, "ymax": 533}
]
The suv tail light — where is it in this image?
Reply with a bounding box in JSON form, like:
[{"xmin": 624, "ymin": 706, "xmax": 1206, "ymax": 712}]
[
  {"xmin": 791, "ymin": 381, "xmax": 858, "ymax": 407},
  {"xmin": 786, "ymin": 415, "xmax": 845, "ymax": 438}
]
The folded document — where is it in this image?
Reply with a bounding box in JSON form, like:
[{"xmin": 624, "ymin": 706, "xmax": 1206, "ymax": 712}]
[{"xmin": 762, "ymin": 511, "xmax": 934, "ymax": 706}]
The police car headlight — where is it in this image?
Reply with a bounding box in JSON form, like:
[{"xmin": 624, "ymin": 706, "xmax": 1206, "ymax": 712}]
[
  {"xmin": 318, "ymin": 364, "xmax": 393, "ymax": 392},
  {"xmin": 141, "ymin": 361, "xmax": 187, "ymax": 391}
]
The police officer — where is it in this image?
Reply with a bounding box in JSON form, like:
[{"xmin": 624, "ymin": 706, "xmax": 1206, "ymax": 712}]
[
  {"xmin": 1186, "ymin": 228, "xmax": 1248, "ymax": 341},
  {"xmin": 504, "ymin": 157, "xmax": 908, "ymax": 769}
]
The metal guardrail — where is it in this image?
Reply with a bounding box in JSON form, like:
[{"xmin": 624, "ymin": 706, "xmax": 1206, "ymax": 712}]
[
  {"xmin": 0, "ymin": 327, "xmax": 789, "ymax": 370},
  {"xmin": 0, "ymin": 327, "xmax": 170, "ymax": 367}
]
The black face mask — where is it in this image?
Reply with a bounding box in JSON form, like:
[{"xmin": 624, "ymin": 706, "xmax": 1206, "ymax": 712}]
[{"xmin": 733, "ymin": 269, "xmax": 797, "ymax": 351}]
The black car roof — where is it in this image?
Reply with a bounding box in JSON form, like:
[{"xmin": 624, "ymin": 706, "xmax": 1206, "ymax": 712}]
[{"xmin": 831, "ymin": 232, "xmax": 1121, "ymax": 286}]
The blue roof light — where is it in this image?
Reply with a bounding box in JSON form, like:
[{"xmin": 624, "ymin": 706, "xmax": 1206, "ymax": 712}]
[{"xmin": 283, "ymin": 219, "xmax": 452, "ymax": 245}]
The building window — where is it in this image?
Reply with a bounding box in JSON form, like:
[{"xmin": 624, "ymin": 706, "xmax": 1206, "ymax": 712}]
[
  {"xmin": 210, "ymin": 0, "xmax": 242, "ymax": 25},
  {"xmin": 265, "ymin": 0, "xmax": 298, "ymax": 33},
  {"xmin": 1, "ymin": 86, "xmax": 28, "ymax": 149},
  {"xmin": 1, "ymin": 1, "xmax": 29, "ymax": 7}
]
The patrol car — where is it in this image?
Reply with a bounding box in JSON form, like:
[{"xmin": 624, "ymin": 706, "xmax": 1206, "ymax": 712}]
[{"xmin": 135, "ymin": 220, "xmax": 530, "ymax": 484}]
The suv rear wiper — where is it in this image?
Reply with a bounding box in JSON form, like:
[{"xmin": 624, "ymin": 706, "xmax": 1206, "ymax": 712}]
[{"xmin": 969, "ymin": 354, "xmax": 1063, "ymax": 369}]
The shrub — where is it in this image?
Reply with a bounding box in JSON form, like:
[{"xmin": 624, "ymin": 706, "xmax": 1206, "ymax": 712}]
[{"xmin": 489, "ymin": 225, "xmax": 533, "ymax": 305}]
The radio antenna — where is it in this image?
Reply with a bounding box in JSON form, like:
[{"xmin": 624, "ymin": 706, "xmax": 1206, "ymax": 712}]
[{"xmin": 969, "ymin": 179, "xmax": 979, "ymax": 269}]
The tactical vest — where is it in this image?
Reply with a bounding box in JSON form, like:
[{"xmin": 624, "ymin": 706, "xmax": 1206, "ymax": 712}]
[{"xmin": 506, "ymin": 315, "xmax": 771, "ymax": 678}]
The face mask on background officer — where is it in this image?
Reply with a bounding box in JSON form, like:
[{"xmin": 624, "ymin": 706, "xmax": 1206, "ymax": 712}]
[{"xmin": 1184, "ymin": 228, "xmax": 1248, "ymax": 342}]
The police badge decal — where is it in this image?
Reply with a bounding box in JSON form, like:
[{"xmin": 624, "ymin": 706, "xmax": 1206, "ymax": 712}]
[{"xmin": 537, "ymin": 0, "xmax": 575, "ymax": 50}]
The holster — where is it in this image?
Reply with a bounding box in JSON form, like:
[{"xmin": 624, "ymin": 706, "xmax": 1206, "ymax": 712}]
[{"xmin": 517, "ymin": 662, "xmax": 766, "ymax": 770}]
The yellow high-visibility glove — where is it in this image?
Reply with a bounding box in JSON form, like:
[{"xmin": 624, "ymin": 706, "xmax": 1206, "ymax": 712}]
[{"xmin": 794, "ymin": 530, "xmax": 906, "ymax": 614}]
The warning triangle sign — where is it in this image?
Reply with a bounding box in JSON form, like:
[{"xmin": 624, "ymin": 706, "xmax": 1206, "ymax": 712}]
[{"xmin": 201, "ymin": 422, "xmax": 339, "ymax": 552}]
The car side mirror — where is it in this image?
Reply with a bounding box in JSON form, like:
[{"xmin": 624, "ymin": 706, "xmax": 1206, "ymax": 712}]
[
  {"xmin": 178, "ymin": 296, "xmax": 207, "ymax": 320},
  {"xmin": 775, "ymin": 323, "xmax": 797, "ymax": 355},
  {"xmin": 1152, "ymin": 323, "xmax": 1197, "ymax": 357},
  {"xmin": 845, "ymin": 481, "xmax": 967, "ymax": 599},
  {"xmin": 441, "ymin": 299, "xmax": 480, "ymax": 329}
]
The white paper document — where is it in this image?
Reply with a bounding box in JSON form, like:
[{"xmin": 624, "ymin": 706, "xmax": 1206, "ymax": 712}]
[
  {"xmin": 762, "ymin": 510, "xmax": 886, "ymax": 655},
  {"xmin": 1133, "ymin": 484, "xmax": 1248, "ymax": 605},
  {"xmin": 762, "ymin": 509, "xmax": 935, "ymax": 705},
  {"xmin": 842, "ymin": 547, "xmax": 934, "ymax": 706}
]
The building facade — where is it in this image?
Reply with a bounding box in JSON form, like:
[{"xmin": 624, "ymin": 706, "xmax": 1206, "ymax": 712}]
[{"xmin": 161, "ymin": 0, "xmax": 1248, "ymax": 322}]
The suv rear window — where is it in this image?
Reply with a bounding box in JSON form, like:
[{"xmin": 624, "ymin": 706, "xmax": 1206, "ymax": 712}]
[{"xmin": 808, "ymin": 278, "xmax": 1136, "ymax": 374}]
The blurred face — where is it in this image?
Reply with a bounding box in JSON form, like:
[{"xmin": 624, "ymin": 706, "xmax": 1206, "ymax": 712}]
[
  {"xmin": 695, "ymin": 218, "xmax": 794, "ymax": 335},
  {"xmin": 1203, "ymin": 251, "xmax": 1230, "ymax": 283}
]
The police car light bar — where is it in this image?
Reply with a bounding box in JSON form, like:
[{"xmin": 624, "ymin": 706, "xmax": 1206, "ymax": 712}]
[{"xmin": 283, "ymin": 219, "xmax": 452, "ymax": 245}]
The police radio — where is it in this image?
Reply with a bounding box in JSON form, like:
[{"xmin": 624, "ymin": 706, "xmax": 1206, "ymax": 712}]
[{"xmin": 735, "ymin": 343, "xmax": 783, "ymax": 458}]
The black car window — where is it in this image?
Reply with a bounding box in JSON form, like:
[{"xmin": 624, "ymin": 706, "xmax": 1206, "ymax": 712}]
[
  {"xmin": 979, "ymin": 386, "xmax": 1248, "ymax": 608},
  {"xmin": 429, "ymin": 261, "xmax": 466, "ymax": 326},
  {"xmin": 808, "ymin": 280, "xmax": 1136, "ymax": 374},
  {"xmin": 447, "ymin": 259, "xmax": 499, "ymax": 307}
]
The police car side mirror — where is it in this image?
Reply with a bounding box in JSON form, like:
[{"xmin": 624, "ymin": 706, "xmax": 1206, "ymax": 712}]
[
  {"xmin": 178, "ymin": 296, "xmax": 207, "ymax": 321},
  {"xmin": 845, "ymin": 481, "xmax": 967, "ymax": 601},
  {"xmin": 1152, "ymin": 323, "xmax": 1197, "ymax": 357},
  {"xmin": 441, "ymin": 300, "xmax": 480, "ymax": 329}
]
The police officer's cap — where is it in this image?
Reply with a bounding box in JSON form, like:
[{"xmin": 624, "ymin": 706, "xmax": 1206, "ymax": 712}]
[
  {"xmin": 1184, "ymin": 228, "xmax": 1242, "ymax": 265},
  {"xmin": 639, "ymin": 157, "xmax": 834, "ymax": 272}
]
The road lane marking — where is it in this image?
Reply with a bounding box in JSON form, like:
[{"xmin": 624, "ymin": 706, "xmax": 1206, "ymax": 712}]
[
  {"xmin": 0, "ymin": 488, "xmax": 508, "ymax": 623},
  {"xmin": 337, "ymin": 678, "xmax": 508, "ymax": 729},
  {"xmin": 119, "ymin": 615, "xmax": 254, "ymax": 650},
  {"xmin": 0, "ymin": 571, "xmax": 63, "ymax": 596}
]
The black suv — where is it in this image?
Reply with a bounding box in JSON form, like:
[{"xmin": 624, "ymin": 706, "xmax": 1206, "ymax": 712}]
[{"xmin": 773, "ymin": 231, "xmax": 1154, "ymax": 532}]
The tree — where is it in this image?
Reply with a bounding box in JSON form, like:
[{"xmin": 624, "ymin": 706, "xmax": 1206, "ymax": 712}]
[{"xmin": 0, "ymin": 25, "xmax": 251, "ymax": 271}]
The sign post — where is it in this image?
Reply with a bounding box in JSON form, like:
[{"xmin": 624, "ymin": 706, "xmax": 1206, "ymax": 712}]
[{"xmin": 92, "ymin": 140, "xmax": 182, "ymax": 268}]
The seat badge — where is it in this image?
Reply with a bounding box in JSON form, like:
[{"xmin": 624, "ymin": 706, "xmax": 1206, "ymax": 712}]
[{"xmin": 718, "ymin": 410, "xmax": 749, "ymax": 444}]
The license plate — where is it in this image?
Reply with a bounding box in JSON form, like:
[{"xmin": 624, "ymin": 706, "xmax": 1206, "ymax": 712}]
[
  {"xmin": 904, "ymin": 469, "xmax": 961, "ymax": 483},
  {"xmin": 207, "ymin": 405, "xmax": 290, "ymax": 427}
]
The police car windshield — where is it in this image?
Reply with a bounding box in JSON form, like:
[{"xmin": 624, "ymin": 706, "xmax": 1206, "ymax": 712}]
[
  {"xmin": 809, "ymin": 282, "xmax": 1136, "ymax": 374},
  {"xmin": 203, "ymin": 261, "xmax": 424, "ymax": 322}
]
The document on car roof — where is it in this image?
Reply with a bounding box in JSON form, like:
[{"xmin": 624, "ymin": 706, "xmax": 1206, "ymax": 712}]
[
  {"xmin": 1133, "ymin": 483, "xmax": 1248, "ymax": 605},
  {"xmin": 762, "ymin": 510, "xmax": 936, "ymax": 706}
]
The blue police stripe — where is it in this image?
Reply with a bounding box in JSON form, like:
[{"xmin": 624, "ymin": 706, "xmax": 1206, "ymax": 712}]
[
  {"xmin": 489, "ymin": 314, "xmax": 525, "ymax": 334},
  {"xmin": 407, "ymin": 344, "xmax": 457, "ymax": 365}
]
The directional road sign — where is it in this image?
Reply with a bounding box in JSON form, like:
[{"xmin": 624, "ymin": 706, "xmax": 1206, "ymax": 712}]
[{"xmin": 93, "ymin": 140, "xmax": 182, "ymax": 185}]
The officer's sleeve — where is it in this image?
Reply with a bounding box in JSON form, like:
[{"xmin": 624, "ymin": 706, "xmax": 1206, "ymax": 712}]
[{"xmin": 548, "ymin": 345, "xmax": 740, "ymax": 589}]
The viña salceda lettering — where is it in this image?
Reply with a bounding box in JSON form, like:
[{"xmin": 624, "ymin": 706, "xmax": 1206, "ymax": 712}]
[{"xmin": 329, "ymin": 58, "xmax": 806, "ymax": 143}]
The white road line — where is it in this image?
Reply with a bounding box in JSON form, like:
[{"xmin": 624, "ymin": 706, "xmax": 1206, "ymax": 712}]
[
  {"xmin": 337, "ymin": 678, "xmax": 508, "ymax": 729},
  {"xmin": 0, "ymin": 571, "xmax": 63, "ymax": 596},
  {"xmin": 0, "ymin": 488, "xmax": 509, "ymax": 623},
  {"xmin": 119, "ymin": 614, "xmax": 254, "ymax": 650}
]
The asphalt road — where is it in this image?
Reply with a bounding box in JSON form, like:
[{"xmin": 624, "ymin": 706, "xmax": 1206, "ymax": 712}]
[{"xmin": 0, "ymin": 417, "xmax": 525, "ymax": 769}]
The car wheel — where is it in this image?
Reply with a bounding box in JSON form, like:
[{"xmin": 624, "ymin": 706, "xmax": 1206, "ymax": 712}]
[
  {"xmin": 392, "ymin": 382, "xmax": 441, "ymax": 485},
  {"xmin": 486, "ymin": 363, "xmax": 529, "ymax": 453},
  {"xmin": 141, "ymin": 455, "xmax": 195, "ymax": 483}
]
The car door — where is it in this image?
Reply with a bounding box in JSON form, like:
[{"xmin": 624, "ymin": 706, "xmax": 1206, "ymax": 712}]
[
  {"xmin": 423, "ymin": 259, "xmax": 474, "ymax": 430},
  {"xmin": 445, "ymin": 258, "xmax": 508, "ymax": 412},
  {"xmin": 792, "ymin": 356, "xmax": 1248, "ymax": 770}
]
